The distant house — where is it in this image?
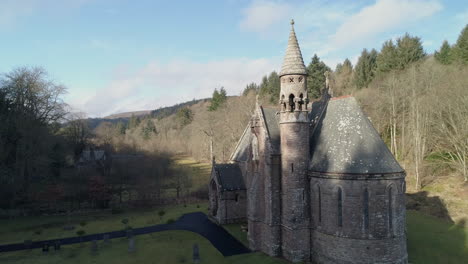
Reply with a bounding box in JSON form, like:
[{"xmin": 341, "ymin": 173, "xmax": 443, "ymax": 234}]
[{"xmin": 76, "ymin": 149, "xmax": 107, "ymax": 168}]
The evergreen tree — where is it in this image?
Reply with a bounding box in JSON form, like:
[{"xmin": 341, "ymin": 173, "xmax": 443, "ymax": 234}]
[
  {"xmin": 115, "ymin": 121, "xmax": 127, "ymax": 135},
  {"xmin": 258, "ymin": 71, "xmax": 280, "ymax": 103},
  {"xmin": 342, "ymin": 59, "xmax": 353, "ymax": 71},
  {"xmin": 219, "ymin": 87, "xmax": 227, "ymax": 100},
  {"xmin": 334, "ymin": 58, "xmax": 354, "ymax": 95},
  {"xmin": 266, "ymin": 71, "xmax": 280, "ymax": 103},
  {"xmin": 434, "ymin": 40, "xmax": 453, "ymax": 65},
  {"xmin": 258, "ymin": 75, "xmax": 269, "ymax": 97},
  {"xmin": 395, "ymin": 33, "xmax": 425, "ymax": 69},
  {"xmin": 354, "ymin": 49, "xmax": 377, "ymax": 89},
  {"xmin": 376, "ymin": 40, "xmax": 398, "ymax": 73},
  {"xmin": 141, "ymin": 119, "xmax": 156, "ymax": 140},
  {"xmin": 128, "ymin": 115, "xmax": 141, "ymax": 129},
  {"xmin": 208, "ymin": 87, "xmax": 227, "ymax": 111},
  {"xmin": 306, "ymin": 54, "xmax": 331, "ymax": 98},
  {"xmin": 176, "ymin": 107, "xmax": 194, "ymax": 127},
  {"xmin": 452, "ymin": 24, "xmax": 468, "ymax": 64},
  {"xmin": 242, "ymin": 82, "xmax": 258, "ymax": 96},
  {"xmin": 335, "ymin": 63, "xmax": 343, "ymax": 74}
]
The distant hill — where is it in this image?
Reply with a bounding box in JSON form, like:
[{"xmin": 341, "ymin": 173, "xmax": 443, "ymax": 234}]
[
  {"xmin": 150, "ymin": 98, "xmax": 209, "ymax": 120},
  {"xmin": 105, "ymin": 110, "xmax": 152, "ymax": 119},
  {"xmin": 85, "ymin": 98, "xmax": 210, "ymax": 130}
]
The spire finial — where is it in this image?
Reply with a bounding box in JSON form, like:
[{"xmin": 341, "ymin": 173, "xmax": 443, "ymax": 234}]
[{"xmin": 290, "ymin": 19, "xmax": 295, "ymax": 27}]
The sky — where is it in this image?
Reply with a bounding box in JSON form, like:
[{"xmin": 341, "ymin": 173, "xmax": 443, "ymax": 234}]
[{"xmin": 1, "ymin": 0, "xmax": 467, "ymax": 117}]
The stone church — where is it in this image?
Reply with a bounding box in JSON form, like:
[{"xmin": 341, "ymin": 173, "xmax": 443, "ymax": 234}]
[{"xmin": 209, "ymin": 20, "xmax": 408, "ymax": 263}]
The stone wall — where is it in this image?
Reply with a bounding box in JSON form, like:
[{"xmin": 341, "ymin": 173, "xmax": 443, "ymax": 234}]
[
  {"xmin": 309, "ymin": 172, "xmax": 407, "ymax": 263},
  {"xmin": 279, "ymin": 112, "xmax": 311, "ymax": 262},
  {"xmin": 216, "ymin": 190, "xmax": 247, "ymax": 224}
]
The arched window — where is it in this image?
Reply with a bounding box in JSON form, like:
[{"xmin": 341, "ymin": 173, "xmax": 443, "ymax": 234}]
[
  {"xmin": 363, "ymin": 188, "xmax": 369, "ymax": 230},
  {"xmin": 288, "ymin": 94, "xmax": 295, "ymax": 111},
  {"xmin": 299, "ymin": 93, "xmax": 304, "ymax": 110},
  {"xmin": 388, "ymin": 187, "xmax": 393, "ymax": 234},
  {"xmin": 337, "ymin": 188, "xmax": 343, "ymax": 227},
  {"xmin": 281, "ymin": 94, "xmax": 286, "ymax": 110}
]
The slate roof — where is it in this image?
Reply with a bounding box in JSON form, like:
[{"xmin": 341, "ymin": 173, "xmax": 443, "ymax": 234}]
[
  {"xmin": 261, "ymin": 107, "xmax": 280, "ymax": 152},
  {"xmin": 279, "ymin": 21, "xmax": 307, "ymax": 77},
  {"xmin": 229, "ymin": 95, "xmax": 402, "ymax": 175},
  {"xmin": 230, "ymin": 124, "xmax": 252, "ymax": 162},
  {"xmin": 213, "ymin": 163, "xmax": 246, "ymax": 191},
  {"xmin": 309, "ymin": 96, "xmax": 404, "ymax": 174}
]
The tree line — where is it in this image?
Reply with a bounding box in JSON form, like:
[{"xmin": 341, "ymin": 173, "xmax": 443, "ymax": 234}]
[
  {"xmin": 243, "ymin": 54, "xmax": 331, "ymax": 104},
  {"xmin": 0, "ymin": 67, "xmax": 198, "ymax": 215},
  {"xmin": 332, "ymin": 24, "xmax": 468, "ymax": 188}
]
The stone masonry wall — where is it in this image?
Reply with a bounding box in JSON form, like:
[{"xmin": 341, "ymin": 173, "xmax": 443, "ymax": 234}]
[
  {"xmin": 309, "ymin": 173, "xmax": 407, "ymax": 263},
  {"xmin": 279, "ymin": 111, "xmax": 310, "ymax": 262}
]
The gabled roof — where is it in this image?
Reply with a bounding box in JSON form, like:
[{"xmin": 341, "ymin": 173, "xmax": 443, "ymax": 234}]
[
  {"xmin": 213, "ymin": 163, "xmax": 246, "ymax": 191},
  {"xmin": 230, "ymin": 124, "xmax": 252, "ymax": 162},
  {"xmin": 230, "ymin": 106, "xmax": 280, "ymax": 162},
  {"xmin": 309, "ymin": 96, "xmax": 403, "ymax": 174},
  {"xmin": 279, "ymin": 21, "xmax": 307, "ymax": 77},
  {"xmin": 261, "ymin": 107, "xmax": 280, "ymax": 151}
]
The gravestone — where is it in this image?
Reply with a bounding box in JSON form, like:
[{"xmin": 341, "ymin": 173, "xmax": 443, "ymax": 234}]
[
  {"xmin": 23, "ymin": 240, "xmax": 32, "ymax": 250},
  {"xmin": 126, "ymin": 229, "xmax": 133, "ymax": 239},
  {"xmin": 103, "ymin": 234, "xmax": 111, "ymax": 246},
  {"xmin": 128, "ymin": 237, "xmax": 135, "ymax": 253},
  {"xmin": 54, "ymin": 240, "xmax": 61, "ymax": 251},
  {"xmin": 90, "ymin": 239, "xmax": 98, "ymax": 255},
  {"xmin": 42, "ymin": 243, "xmax": 49, "ymax": 253},
  {"xmin": 63, "ymin": 225, "xmax": 75, "ymax": 231},
  {"xmin": 193, "ymin": 243, "xmax": 200, "ymax": 264}
]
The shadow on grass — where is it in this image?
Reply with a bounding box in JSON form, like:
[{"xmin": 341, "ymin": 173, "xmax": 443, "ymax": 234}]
[{"xmin": 406, "ymin": 191, "xmax": 467, "ymax": 264}]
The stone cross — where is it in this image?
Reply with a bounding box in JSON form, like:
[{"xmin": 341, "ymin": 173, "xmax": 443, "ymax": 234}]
[
  {"xmin": 103, "ymin": 234, "xmax": 111, "ymax": 245},
  {"xmin": 128, "ymin": 237, "xmax": 135, "ymax": 253},
  {"xmin": 54, "ymin": 240, "xmax": 61, "ymax": 251},
  {"xmin": 192, "ymin": 243, "xmax": 200, "ymax": 263},
  {"xmin": 91, "ymin": 239, "xmax": 98, "ymax": 255},
  {"xmin": 42, "ymin": 243, "xmax": 49, "ymax": 253}
]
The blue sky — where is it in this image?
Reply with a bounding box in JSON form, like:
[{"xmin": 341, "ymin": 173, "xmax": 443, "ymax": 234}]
[{"xmin": 1, "ymin": 0, "xmax": 467, "ymax": 117}]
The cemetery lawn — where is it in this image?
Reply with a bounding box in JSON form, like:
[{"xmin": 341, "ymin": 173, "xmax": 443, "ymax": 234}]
[
  {"xmin": 0, "ymin": 203, "xmax": 209, "ymax": 245},
  {"xmin": 0, "ymin": 206, "xmax": 466, "ymax": 263},
  {"xmin": 0, "ymin": 230, "xmax": 288, "ymax": 264}
]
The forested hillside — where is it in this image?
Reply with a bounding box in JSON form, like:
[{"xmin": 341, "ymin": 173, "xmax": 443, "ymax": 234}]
[
  {"xmin": 1, "ymin": 24, "xmax": 466, "ymax": 222},
  {"xmin": 103, "ymin": 25, "xmax": 468, "ymax": 222}
]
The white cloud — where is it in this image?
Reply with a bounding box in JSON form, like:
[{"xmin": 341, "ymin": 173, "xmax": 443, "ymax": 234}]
[
  {"xmin": 239, "ymin": 0, "xmax": 292, "ymax": 33},
  {"xmin": 70, "ymin": 57, "xmax": 280, "ymax": 117},
  {"xmin": 328, "ymin": 0, "xmax": 442, "ymax": 52},
  {"xmin": 0, "ymin": 0, "xmax": 91, "ymax": 28}
]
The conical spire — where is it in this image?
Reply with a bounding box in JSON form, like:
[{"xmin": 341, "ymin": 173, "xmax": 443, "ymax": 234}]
[{"xmin": 279, "ymin": 19, "xmax": 307, "ymax": 77}]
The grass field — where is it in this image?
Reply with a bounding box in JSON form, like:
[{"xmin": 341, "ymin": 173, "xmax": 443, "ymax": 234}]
[
  {"xmin": 0, "ymin": 203, "xmax": 209, "ymax": 245},
  {"xmin": 0, "ymin": 207, "xmax": 466, "ymax": 263},
  {"xmin": 406, "ymin": 210, "xmax": 467, "ymax": 264},
  {"xmin": 0, "ymin": 157, "xmax": 466, "ymax": 263}
]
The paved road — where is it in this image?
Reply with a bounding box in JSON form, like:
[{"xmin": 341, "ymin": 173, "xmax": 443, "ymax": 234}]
[{"xmin": 0, "ymin": 212, "xmax": 250, "ymax": 256}]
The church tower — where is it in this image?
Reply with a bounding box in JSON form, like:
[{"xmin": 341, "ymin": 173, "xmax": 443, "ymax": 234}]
[{"xmin": 279, "ymin": 19, "xmax": 311, "ymax": 262}]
